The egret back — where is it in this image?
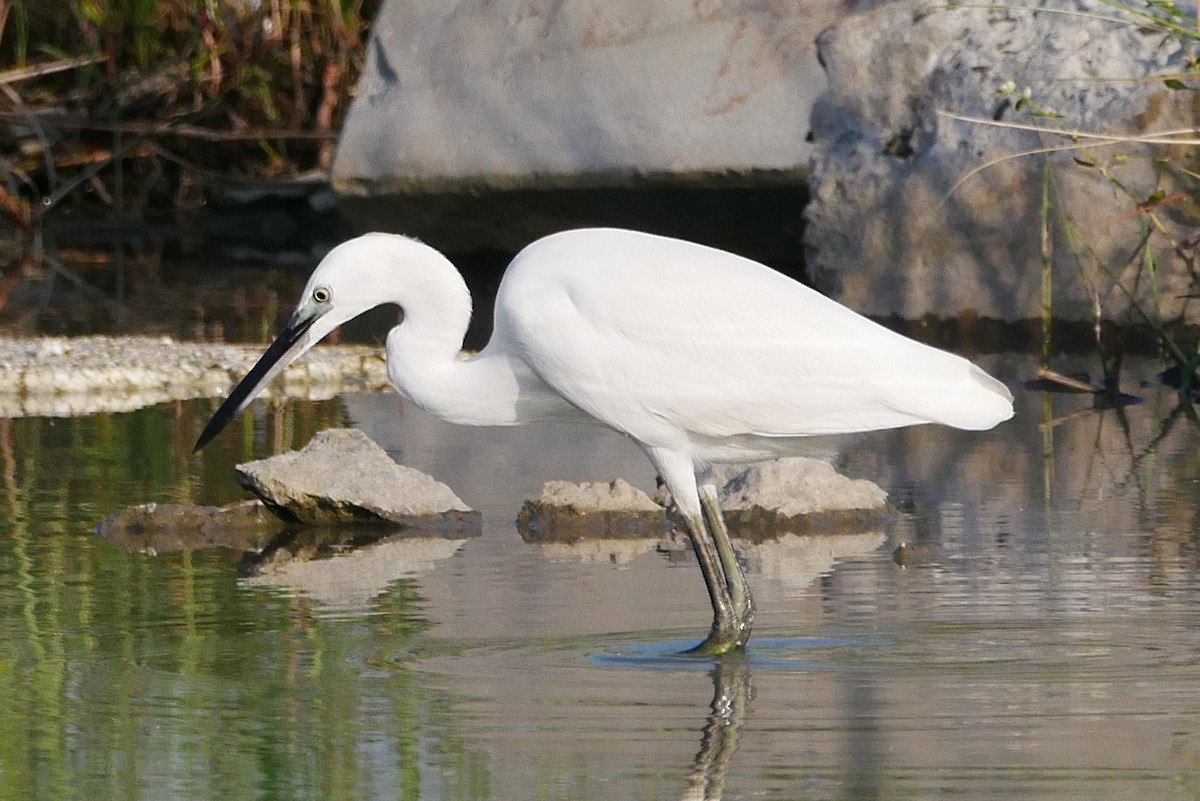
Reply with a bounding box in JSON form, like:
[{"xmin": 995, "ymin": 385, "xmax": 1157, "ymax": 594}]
[{"xmin": 491, "ymin": 229, "xmax": 1012, "ymax": 450}]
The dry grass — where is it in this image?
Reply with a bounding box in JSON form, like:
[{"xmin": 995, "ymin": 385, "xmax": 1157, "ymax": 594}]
[{"xmin": 0, "ymin": 0, "xmax": 379, "ymax": 228}]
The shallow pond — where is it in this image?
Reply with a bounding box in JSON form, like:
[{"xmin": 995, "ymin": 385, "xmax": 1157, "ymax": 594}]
[
  {"xmin": 3, "ymin": 198, "xmax": 1200, "ymax": 800},
  {"xmin": 2, "ymin": 341, "xmax": 1200, "ymax": 799}
]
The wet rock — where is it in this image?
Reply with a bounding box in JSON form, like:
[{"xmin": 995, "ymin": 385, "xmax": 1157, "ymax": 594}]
[
  {"xmin": 720, "ymin": 458, "xmax": 887, "ymax": 515},
  {"xmin": 95, "ymin": 500, "xmax": 285, "ymax": 554},
  {"xmin": 806, "ymin": 1, "xmax": 1200, "ymax": 324},
  {"xmin": 519, "ymin": 459, "xmax": 888, "ymax": 546},
  {"xmin": 537, "ymin": 478, "xmax": 662, "ymax": 513},
  {"xmin": 717, "ymin": 458, "xmax": 888, "ymax": 543},
  {"xmin": 517, "ymin": 479, "xmax": 670, "ymax": 543},
  {"xmin": 236, "ymin": 428, "xmax": 478, "ymax": 526}
]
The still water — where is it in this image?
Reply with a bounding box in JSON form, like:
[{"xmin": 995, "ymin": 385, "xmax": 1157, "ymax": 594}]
[{"xmin": 2, "ymin": 344, "xmax": 1199, "ymax": 800}]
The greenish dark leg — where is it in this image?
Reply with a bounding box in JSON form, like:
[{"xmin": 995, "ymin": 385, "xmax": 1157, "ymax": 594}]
[
  {"xmin": 698, "ymin": 482, "xmax": 754, "ymax": 648},
  {"xmin": 675, "ymin": 504, "xmax": 743, "ymax": 655}
]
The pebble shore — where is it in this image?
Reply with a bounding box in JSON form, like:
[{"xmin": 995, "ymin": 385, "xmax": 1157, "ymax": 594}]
[{"xmin": 0, "ymin": 336, "xmax": 391, "ymax": 417}]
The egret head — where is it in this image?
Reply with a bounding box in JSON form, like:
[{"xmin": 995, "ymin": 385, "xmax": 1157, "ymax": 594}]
[{"xmin": 193, "ymin": 234, "xmax": 434, "ymax": 451}]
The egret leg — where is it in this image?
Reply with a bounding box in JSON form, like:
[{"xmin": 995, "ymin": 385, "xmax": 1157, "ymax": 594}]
[
  {"xmin": 697, "ymin": 480, "xmax": 754, "ymax": 647},
  {"xmin": 647, "ymin": 447, "xmax": 743, "ymax": 654},
  {"xmin": 674, "ymin": 504, "xmax": 747, "ymax": 655}
]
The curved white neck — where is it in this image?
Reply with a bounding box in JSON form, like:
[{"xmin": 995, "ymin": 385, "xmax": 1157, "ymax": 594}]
[
  {"xmin": 377, "ymin": 250, "xmax": 577, "ymax": 427},
  {"xmin": 386, "ymin": 326, "xmax": 581, "ymax": 426}
]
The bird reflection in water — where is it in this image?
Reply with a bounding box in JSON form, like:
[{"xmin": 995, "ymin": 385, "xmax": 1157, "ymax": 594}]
[{"xmin": 684, "ymin": 657, "xmax": 753, "ymax": 801}]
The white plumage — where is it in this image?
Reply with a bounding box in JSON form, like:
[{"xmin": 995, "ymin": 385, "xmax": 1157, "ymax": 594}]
[{"xmin": 197, "ymin": 227, "xmax": 1013, "ymax": 653}]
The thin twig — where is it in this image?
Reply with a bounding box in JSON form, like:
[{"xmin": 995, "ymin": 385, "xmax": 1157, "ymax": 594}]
[
  {"xmin": 41, "ymin": 252, "xmax": 121, "ymax": 317},
  {"xmin": 0, "ymin": 55, "xmax": 107, "ymax": 85},
  {"xmin": 0, "ymin": 111, "xmax": 339, "ymax": 141},
  {"xmin": 938, "ymin": 111, "xmax": 1200, "ymax": 146},
  {"xmin": 1035, "ymin": 367, "xmax": 1099, "ymax": 394},
  {"xmin": 35, "ymin": 135, "xmax": 160, "ymax": 219},
  {"xmin": 935, "ymin": 113, "xmax": 1200, "ymax": 207},
  {"xmin": 0, "ymin": 84, "xmax": 57, "ymax": 191}
]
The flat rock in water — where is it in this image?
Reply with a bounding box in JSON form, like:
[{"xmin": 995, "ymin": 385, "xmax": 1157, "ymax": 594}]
[
  {"xmin": 517, "ymin": 479, "xmax": 670, "ymax": 543},
  {"xmin": 537, "ymin": 479, "xmax": 661, "ymax": 513},
  {"xmin": 236, "ymin": 428, "xmax": 476, "ymax": 526},
  {"xmin": 95, "ymin": 500, "xmax": 286, "ymax": 553},
  {"xmin": 720, "ymin": 458, "xmax": 886, "ymax": 516},
  {"xmin": 718, "ymin": 458, "xmax": 888, "ymax": 543},
  {"xmin": 519, "ymin": 460, "xmax": 888, "ymax": 544}
]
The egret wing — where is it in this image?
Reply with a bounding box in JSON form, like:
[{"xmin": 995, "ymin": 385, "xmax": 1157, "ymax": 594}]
[{"xmin": 495, "ymin": 229, "xmax": 1011, "ymax": 447}]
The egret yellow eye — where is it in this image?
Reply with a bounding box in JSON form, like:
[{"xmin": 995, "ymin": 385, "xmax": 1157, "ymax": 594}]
[{"xmin": 312, "ymin": 287, "xmax": 331, "ymax": 304}]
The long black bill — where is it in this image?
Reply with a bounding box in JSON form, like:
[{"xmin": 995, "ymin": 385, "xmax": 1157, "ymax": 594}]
[{"xmin": 193, "ymin": 308, "xmax": 321, "ymax": 452}]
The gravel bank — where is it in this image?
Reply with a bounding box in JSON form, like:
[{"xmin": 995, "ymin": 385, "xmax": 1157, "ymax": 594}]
[{"xmin": 0, "ymin": 336, "xmax": 390, "ymax": 417}]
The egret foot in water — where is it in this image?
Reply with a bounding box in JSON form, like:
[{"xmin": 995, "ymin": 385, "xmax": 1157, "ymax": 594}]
[
  {"xmin": 667, "ymin": 461, "xmax": 756, "ymax": 655},
  {"xmin": 193, "ymin": 228, "xmax": 1014, "ymax": 651}
]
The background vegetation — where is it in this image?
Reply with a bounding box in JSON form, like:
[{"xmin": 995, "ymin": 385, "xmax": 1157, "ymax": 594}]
[{"xmin": 0, "ymin": 0, "xmax": 379, "ymax": 229}]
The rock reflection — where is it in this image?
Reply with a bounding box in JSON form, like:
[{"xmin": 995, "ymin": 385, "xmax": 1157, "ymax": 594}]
[
  {"xmin": 740, "ymin": 531, "xmax": 886, "ymax": 593},
  {"xmin": 524, "ymin": 517, "xmax": 886, "ymax": 591},
  {"xmin": 239, "ymin": 524, "xmax": 478, "ymax": 615},
  {"xmin": 683, "ymin": 658, "xmax": 753, "ymax": 801},
  {"xmin": 535, "ymin": 538, "xmax": 662, "ymax": 567}
]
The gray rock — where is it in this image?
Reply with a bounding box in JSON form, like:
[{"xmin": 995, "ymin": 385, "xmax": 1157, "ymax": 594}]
[
  {"xmin": 236, "ymin": 428, "xmax": 475, "ymax": 525},
  {"xmin": 806, "ymin": 1, "xmax": 1200, "ymax": 324},
  {"xmin": 332, "ymin": 0, "xmax": 849, "ymax": 194},
  {"xmin": 719, "ymin": 458, "xmax": 887, "ymax": 517},
  {"xmin": 536, "ymin": 479, "xmax": 661, "ymax": 513},
  {"xmin": 519, "ymin": 458, "xmax": 888, "ymax": 544},
  {"xmin": 716, "ymin": 458, "xmax": 888, "ymax": 542},
  {"xmin": 517, "ymin": 479, "xmax": 670, "ymax": 543}
]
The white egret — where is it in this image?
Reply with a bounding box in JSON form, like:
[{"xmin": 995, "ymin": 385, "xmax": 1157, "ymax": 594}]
[{"xmin": 195, "ymin": 228, "xmax": 1013, "ymax": 653}]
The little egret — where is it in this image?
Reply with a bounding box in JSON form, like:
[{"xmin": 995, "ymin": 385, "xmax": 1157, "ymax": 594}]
[{"xmin": 195, "ymin": 228, "xmax": 1013, "ymax": 653}]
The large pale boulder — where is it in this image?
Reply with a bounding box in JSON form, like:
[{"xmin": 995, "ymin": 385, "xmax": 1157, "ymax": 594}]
[
  {"xmin": 806, "ymin": 1, "xmax": 1200, "ymax": 324},
  {"xmin": 332, "ymin": 0, "xmax": 846, "ymax": 194}
]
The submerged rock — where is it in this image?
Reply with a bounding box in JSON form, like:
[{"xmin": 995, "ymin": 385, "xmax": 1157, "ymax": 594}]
[
  {"xmin": 95, "ymin": 500, "xmax": 286, "ymax": 554},
  {"xmin": 242, "ymin": 535, "xmax": 468, "ymax": 613},
  {"xmin": 236, "ymin": 428, "xmax": 478, "ymax": 527},
  {"xmin": 739, "ymin": 531, "xmax": 887, "ymax": 591},
  {"xmin": 534, "ymin": 537, "xmax": 663, "ymax": 567}
]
